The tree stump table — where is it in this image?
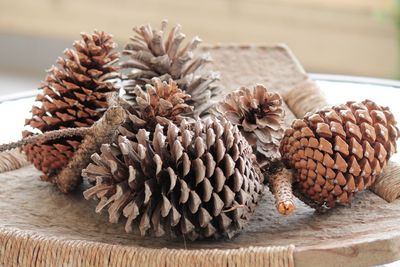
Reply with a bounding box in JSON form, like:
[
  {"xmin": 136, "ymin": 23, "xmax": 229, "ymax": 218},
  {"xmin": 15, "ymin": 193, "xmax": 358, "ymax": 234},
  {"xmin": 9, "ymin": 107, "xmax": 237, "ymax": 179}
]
[{"xmin": 0, "ymin": 45, "xmax": 399, "ymax": 267}]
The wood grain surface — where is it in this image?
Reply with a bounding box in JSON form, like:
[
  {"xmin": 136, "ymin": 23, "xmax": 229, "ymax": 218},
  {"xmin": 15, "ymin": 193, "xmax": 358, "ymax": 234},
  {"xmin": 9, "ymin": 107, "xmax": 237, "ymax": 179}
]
[
  {"xmin": 0, "ymin": 45, "xmax": 399, "ymax": 267},
  {"xmin": 2, "ymin": 165, "xmax": 400, "ymax": 266}
]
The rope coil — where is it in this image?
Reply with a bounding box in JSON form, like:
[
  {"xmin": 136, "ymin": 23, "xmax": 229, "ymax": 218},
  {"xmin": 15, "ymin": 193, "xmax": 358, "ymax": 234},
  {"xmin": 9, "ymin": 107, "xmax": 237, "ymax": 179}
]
[{"xmin": 0, "ymin": 228, "xmax": 295, "ymax": 267}]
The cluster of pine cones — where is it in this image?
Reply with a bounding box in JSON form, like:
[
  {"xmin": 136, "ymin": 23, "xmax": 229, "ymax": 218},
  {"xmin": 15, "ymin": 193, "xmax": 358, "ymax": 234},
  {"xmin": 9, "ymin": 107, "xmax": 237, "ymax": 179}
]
[{"xmin": 22, "ymin": 21, "xmax": 399, "ymax": 240}]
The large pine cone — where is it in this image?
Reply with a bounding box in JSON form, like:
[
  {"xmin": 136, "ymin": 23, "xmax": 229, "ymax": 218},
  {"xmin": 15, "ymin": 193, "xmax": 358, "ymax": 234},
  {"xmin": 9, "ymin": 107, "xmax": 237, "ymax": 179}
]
[
  {"xmin": 215, "ymin": 85, "xmax": 285, "ymax": 171},
  {"xmin": 83, "ymin": 119, "xmax": 264, "ymax": 240},
  {"xmin": 23, "ymin": 31, "xmax": 120, "ymax": 183},
  {"xmin": 121, "ymin": 20, "xmax": 221, "ymax": 117},
  {"xmin": 280, "ymin": 100, "xmax": 399, "ymax": 209}
]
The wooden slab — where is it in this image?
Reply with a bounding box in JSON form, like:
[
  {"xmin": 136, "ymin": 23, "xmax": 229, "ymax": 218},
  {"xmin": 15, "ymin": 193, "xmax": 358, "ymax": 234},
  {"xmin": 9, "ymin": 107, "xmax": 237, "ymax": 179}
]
[
  {"xmin": 2, "ymin": 165, "xmax": 400, "ymax": 266},
  {"xmin": 0, "ymin": 45, "xmax": 399, "ymax": 267}
]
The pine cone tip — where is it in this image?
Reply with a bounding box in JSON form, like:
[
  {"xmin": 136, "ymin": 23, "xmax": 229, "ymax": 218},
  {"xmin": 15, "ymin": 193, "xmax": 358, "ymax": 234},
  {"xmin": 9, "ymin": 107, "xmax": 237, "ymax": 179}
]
[{"xmin": 278, "ymin": 201, "xmax": 295, "ymax": 216}]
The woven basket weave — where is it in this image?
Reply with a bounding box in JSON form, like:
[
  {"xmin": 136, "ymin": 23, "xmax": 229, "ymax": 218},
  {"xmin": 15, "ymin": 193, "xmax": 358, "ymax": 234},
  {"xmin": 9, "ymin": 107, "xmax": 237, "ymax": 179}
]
[{"xmin": 0, "ymin": 44, "xmax": 400, "ymax": 267}]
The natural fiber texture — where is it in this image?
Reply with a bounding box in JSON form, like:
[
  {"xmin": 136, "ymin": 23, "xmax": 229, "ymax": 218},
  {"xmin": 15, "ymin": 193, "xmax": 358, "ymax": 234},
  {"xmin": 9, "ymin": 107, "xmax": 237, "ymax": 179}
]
[
  {"xmin": 23, "ymin": 31, "xmax": 120, "ymax": 183},
  {"xmin": 0, "ymin": 228, "xmax": 295, "ymax": 267},
  {"xmin": 83, "ymin": 118, "xmax": 264, "ymax": 240},
  {"xmin": 280, "ymin": 100, "xmax": 400, "ymax": 209},
  {"xmin": 4, "ymin": 164, "xmax": 400, "ymax": 267},
  {"xmin": 121, "ymin": 20, "xmax": 221, "ymax": 117},
  {"xmin": 0, "ymin": 127, "xmax": 91, "ymax": 152},
  {"xmin": 1, "ymin": 45, "xmax": 400, "ymax": 267},
  {"xmin": 0, "ymin": 149, "xmax": 29, "ymax": 173},
  {"xmin": 284, "ymin": 79, "xmax": 327, "ymax": 118},
  {"xmin": 55, "ymin": 105, "xmax": 126, "ymax": 193},
  {"xmin": 0, "ymin": 99, "xmax": 126, "ymax": 193},
  {"xmin": 370, "ymin": 161, "xmax": 400, "ymax": 202},
  {"xmin": 120, "ymin": 78, "xmax": 194, "ymax": 135},
  {"xmin": 215, "ymin": 85, "xmax": 285, "ymax": 170},
  {"xmin": 269, "ymin": 167, "xmax": 295, "ymax": 215}
]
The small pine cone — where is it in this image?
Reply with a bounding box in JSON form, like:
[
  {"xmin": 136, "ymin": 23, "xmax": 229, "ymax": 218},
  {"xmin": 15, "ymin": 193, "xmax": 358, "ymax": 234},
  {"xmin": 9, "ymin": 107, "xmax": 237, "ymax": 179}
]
[
  {"xmin": 120, "ymin": 78, "xmax": 195, "ymax": 135},
  {"xmin": 23, "ymin": 31, "xmax": 120, "ymax": 183},
  {"xmin": 83, "ymin": 119, "xmax": 264, "ymax": 240},
  {"xmin": 280, "ymin": 100, "xmax": 399, "ymax": 209},
  {"xmin": 121, "ymin": 20, "xmax": 221, "ymax": 117},
  {"xmin": 215, "ymin": 85, "xmax": 285, "ymax": 171}
]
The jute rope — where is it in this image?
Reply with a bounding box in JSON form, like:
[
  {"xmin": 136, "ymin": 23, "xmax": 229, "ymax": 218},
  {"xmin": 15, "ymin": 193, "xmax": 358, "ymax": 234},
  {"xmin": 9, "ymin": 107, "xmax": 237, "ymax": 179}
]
[
  {"xmin": 370, "ymin": 161, "xmax": 400, "ymax": 202},
  {"xmin": 0, "ymin": 228, "xmax": 295, "ymax": 267},
  {"xmin": 0, "ymin": 149, "xmax": 29, "ymax": 174},
  {"xmin": 284, "ymin": 79, "xmax": 328, "ymax": 118}
]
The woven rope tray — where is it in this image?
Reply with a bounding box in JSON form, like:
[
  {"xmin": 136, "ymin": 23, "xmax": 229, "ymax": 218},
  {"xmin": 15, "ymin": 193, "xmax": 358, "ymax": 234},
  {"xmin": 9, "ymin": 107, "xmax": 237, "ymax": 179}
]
[{"xmin": 0, "ymin": 45, "xmax": 399, "ymax": 267}]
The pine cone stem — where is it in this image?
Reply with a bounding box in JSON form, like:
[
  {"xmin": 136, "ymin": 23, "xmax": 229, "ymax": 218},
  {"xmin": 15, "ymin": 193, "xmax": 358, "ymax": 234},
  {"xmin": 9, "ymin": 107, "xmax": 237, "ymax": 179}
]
[
  {"xmin": 1, "ymin": 128, "xmax": 91, "ymax": 153},
  {"xmin": 270, "ymin": 168, "xmax": 295, "ymax": 216},
  {"xmin": 55, "ymin": 106, "xmax": 126, "ymax": 193}
]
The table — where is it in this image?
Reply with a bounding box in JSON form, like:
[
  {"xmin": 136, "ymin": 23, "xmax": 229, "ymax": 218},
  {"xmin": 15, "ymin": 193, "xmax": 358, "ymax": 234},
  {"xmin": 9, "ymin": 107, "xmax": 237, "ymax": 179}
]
[{"xmin": 0, "ymin": 74, "xmax": 399, "ymax": 267}]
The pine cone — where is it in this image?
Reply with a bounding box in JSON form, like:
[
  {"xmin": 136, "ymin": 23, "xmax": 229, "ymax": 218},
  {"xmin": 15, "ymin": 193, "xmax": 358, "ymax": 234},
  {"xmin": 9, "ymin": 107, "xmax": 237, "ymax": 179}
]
[
  {"xmin": 119, "ymin": 78, "xmax": 194, "ymax": 136},
  {"xmin": 121, "ymin": 20, "xmax": 221, "ymax": 117},
  {"xmin": 280, "ymin": 100, "xmax": 399, "ymax": 209},
  {"xmin": 215, "ymin": 85, "xmax": 285, "ymax": 171},
  {"xmin": 23, "ymin": 31, "xmax": 120, "ymax": 183},
  {"xmin": 83, "ymin": 119, "xmax": 264, "ymax": 240}
]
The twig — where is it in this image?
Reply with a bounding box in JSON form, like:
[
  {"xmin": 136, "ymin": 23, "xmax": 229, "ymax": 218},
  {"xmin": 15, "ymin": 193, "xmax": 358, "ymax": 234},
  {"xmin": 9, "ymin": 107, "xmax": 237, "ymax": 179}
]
[
  {"xmin": 55, "ymin": 105, "xmax": 126, "ymax": 193},
  {"xmin": 0, "ymin": 127, "xmax": 91, "ymax": 153},
  {"xmin": 269, "ymin": 168, "xmax": 295, "ymax": 216}
]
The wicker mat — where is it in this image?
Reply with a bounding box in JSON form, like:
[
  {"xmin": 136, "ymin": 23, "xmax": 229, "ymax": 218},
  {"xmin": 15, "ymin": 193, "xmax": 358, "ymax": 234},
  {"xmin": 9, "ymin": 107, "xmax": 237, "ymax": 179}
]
[
  {"xmin": 0, "ymin": 45, "xmax": 399, "ymax": 267},
  {"xmin": 0, "ymin": 228, "xmax": 294, "ymax": 267}
]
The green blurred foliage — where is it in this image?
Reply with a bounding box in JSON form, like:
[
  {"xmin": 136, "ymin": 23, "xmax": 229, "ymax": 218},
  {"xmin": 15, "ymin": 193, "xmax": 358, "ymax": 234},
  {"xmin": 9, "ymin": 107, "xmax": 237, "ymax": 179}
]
[
  {"xmin": 372, "ymin": 0, "xmax": 400, "ymax": 27},
  {"xmin": 374, "ymin": 0, "xmax": 400, "ymax": 78}
]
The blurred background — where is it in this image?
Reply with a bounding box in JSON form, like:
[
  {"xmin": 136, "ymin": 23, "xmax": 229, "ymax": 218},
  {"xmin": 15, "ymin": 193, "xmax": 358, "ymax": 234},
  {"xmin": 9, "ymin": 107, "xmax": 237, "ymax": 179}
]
[{"xmin": 0, "ymin": 0, "xmax": 398, "ymax": 95}]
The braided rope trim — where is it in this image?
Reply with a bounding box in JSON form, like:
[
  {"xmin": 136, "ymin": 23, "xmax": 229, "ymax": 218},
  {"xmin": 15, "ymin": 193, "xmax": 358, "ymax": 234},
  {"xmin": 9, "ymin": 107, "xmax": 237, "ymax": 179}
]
[
  {"xmin": 0, "ymin": 149, "xmax": 29, "ymax": 174},
  {"xmin": 370, "ymin": 161, "xmax": 400, "ymax": 202},
  {"xmin": 283, "ymin": 79, "xmax": 328, "ymax": 119},
  {"xmin": 0, "ymin": 228, "xmax": 295, "ymax": 267}
]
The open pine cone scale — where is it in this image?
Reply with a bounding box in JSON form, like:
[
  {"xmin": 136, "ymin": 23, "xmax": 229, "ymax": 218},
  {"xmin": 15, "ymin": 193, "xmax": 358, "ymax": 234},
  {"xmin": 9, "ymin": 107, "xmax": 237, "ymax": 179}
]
[
  {"xmin": 121, "ymin": 20, "xmax": 222, "ymax": 117},
  {"xmin": 116, "ymin": 78, "xmax": 195, "ymax": 137},
  {"xmin": 83, "ymin": 118, "xmax": 264, "ymax": 240},
  {"xmin": 215, "ymin": 85, "xmax": 285, "ymax": 171}
]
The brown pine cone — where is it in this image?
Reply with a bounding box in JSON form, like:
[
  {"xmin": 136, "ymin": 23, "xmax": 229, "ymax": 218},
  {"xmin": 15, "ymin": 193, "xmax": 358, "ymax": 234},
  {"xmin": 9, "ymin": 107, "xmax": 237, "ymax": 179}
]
[
  {"xmin": 215, "ymin": 85, "xmax": 285, "ymax": 171},
  {"xmin": 121, "ymin": 20, "xmax": 221, "ymax": 117},
  {"xmin": 280, "ymin": 100, "xmax": 399, "ymax": 209},
  {"xmin": 83, "ymin": 118, "xmax": 264, "ymax": 240},
  {"xmin": 23, "ymin": 31, "xmax": 120, "ymax": 183},
  {"xmin": 119, "ymin": 78, "xmax": 194, "ymax": 136}
]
